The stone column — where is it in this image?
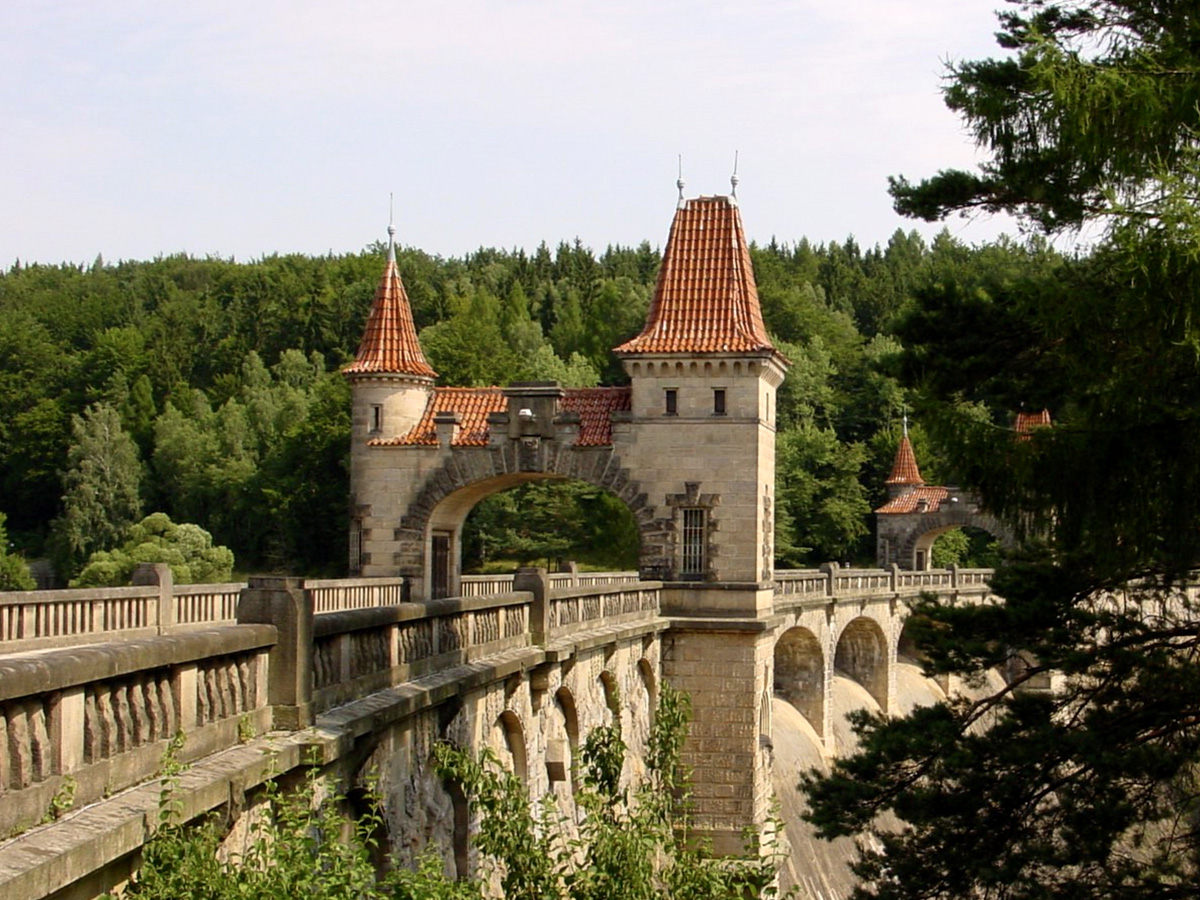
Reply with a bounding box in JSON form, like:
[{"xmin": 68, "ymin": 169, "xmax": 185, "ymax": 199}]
[
  {"xmin": 132, "ymin": 562, "xmax": 174, "ymax": 633},
  {"xmin": 514, "ymin": 567, "xmax": 551, "ymax": 646},
  {"xmin": 237, "ymin": 576, "xmax": 313, "ymax": 729},
  {"xmin": 663, "ymin": 604, "xmax": 774, "ymax": 855}
]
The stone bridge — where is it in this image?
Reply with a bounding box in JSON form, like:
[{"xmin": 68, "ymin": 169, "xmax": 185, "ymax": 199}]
[{"xmin": 0, "ymin": 562, "xmax": 994, "ymax": 900}]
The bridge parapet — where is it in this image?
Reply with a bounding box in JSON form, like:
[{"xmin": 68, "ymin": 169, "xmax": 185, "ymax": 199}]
[
  {"xmin": 0, "ymin": 566, "xmax": 245, "ymax": 653},
  {"xmin": 310, "ymin": 591, "xmax": 534, "ymax": 714},
  {"xmin": 0, "ymin": 623, "xmax": 276, "ymax": 839}
]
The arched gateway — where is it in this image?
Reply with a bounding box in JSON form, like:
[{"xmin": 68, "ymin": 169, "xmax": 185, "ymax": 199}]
[
  {"xmin": 874, "ymin": 430, "xmax": 1014, "ymax": 569},
  {"xmin": 343, "ymin": 196, "xmax": 787, "ymax": 604},
  {"xmin": 343, "ymin": 189, "xmax": 788, "ymax": 852}
]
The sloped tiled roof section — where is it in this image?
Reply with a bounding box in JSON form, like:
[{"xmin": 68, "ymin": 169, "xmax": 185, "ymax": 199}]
[
  {"xmin": 562, "ymin": 386, "xmax": 631, "ymax": 446},
  {"xmin": 875, "ymin": 485, "xmax": 949, "ymax": 515},
  {"xmin": 379, "ymin": 387, "xmax": 505, "ymax": 447},
  {"xmin": 614, "ymin": 196, "xmax": 778, "ymax": 356},
  {"xmin": 885, "ymin": 435, "xmax": 924, "ymax": 486},
  {"xmin": 1015, "ymin": 409, "xmax": 1052, "ymax": 434},
  {"xmin": 377, "ymin": 385, "xmax": 632, "ymax": 448},
  {"xmin": 343, "ymin": 249, "xmax": 437, "ymax": 379}
]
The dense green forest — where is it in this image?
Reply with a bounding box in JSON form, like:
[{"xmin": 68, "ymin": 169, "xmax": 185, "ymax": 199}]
[{"xmin": 0, "ymin": 228, "xmax": 1049, "ymax": 582}]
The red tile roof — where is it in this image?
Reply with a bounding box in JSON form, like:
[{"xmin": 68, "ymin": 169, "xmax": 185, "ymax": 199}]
[
  {"xmin": 562, "ymin": 387, "xmax": 631, "ymax": 446},
  {"xmin": 375, "ymin": 385, "xmax": 631, "ymax": 448},
  {"xmin": 343, "ymin": 247, "xmax": 437, "ymax": 379},
  {"xmin": 885, "ymin": 435, "xmax": 924, "ymax": 486},
  {"xmin": 614, "ymin": 196, "xmax": 778, "ymax": 357},
  {"xmin": 1015, "ymin": 409, "xmax": 1051, "ymax": 433},
  {"xmin": 380, "ymin": 387, "xmax": 505, "ymax": 447},
  {"xmin": 875, "ymin": 485, "xmax": 949, "ymax": 515}
]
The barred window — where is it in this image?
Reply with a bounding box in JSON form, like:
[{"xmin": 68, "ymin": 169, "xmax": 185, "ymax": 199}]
[
  {"xmin": 713, "ymin": 388, "xmax": 726, "ymax": 415},
  {"xmin": 349, "ymin": 520, "xmax": 363, "ymax": 573},
  {"xmin": 681, "ymin": 508, "xmax": 706, "ymax": 578},
  {"xmin": 665, "ymin": 389, "xmax": 678, "ymax": 416}
]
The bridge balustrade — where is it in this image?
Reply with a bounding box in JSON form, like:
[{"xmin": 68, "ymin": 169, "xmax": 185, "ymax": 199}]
[
  {"xmin": 309, "ymin": 592, "xmax": 534, "ymax": 713},
  {"xmin": 0, "ymin": 623, "xmax": 276, "ymax": 839}
]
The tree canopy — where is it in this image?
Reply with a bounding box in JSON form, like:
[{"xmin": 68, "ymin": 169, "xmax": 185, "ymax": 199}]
[{"xmin": 805, "ymin": 3, "xmax": 1200, "ymax": 897}]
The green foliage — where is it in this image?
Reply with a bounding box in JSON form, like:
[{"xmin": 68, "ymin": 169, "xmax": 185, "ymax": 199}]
[
  {"xmin": 51, "ymin": 402, "xmax": 144, "ymax": 575},
  {"xmin": 115, "ymin": 756, "xmax": 399, "ymax": 900},
  {"xmin": 0, "ymin": 512, "xmax": 35, "ymax": 590},
  {"xmin": 433, "ymin": 685, "xmax": 789, "ymax": 900},
  {"xmin": 804, "ymin": 3, "xmax": 1200, "ymax": 898},
  {"xmin": 462, "ymin": 481, "xmax": 639, "ymax": 572},
  {"xmin": 112, "ymin": 690, "xmax": 785, "ymax": 900},
  {"xmin": 72, "ymin": 512, "xmax": 234, "ymax": 587}
]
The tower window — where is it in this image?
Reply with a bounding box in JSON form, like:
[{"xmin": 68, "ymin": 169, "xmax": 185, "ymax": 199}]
[
  {"xmin": 665, "ymin": 389, "xmax": 678, "ymax": 416},
  {"xmin": 713, "ymin": 389, "xmax": 726, "ymax": 416},
  {"xmin": 370, "ymin": 404, "xmax": 383, "ymax": 433},
  {"xmin": 349, "ymin": 519, "xmax": 363, "ymax": 573},
  {"xmin": 681, "ymin": 508, "xmax": 706, "ymax": 578}
]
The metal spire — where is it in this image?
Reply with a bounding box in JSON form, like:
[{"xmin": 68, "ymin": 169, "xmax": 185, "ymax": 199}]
[
  {"xmin": 677, "ymin": 155, "xmax": 686, "ymax": 209},
  {"xmin": 730, "ymin": 150, "xmax": 739, "ymax": 204},
  {"xmin": 387, "ymin": 193, "xmax": 396, "ymax": 265}
]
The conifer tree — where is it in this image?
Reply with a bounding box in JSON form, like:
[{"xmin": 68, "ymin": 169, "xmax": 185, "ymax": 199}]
[{"xmin": 805, "ymin": 3, "xmax": 1200, "ymax": 898}]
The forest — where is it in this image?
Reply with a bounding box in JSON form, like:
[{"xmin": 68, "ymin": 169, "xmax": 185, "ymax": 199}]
[{"xmin": 0, "ymin": 224, "xmax": 1046, "ymax": 584}]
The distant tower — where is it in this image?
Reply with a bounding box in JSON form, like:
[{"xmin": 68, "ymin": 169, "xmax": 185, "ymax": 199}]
[{"xmin": 342, "ymin": 223, "xmax": 436, "ymax": 575}]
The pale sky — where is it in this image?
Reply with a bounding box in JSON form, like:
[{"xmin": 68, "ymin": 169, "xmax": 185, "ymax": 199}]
[{"xmin": 1, "ymin": 1, "xmax": 1017, "ymax": 267}]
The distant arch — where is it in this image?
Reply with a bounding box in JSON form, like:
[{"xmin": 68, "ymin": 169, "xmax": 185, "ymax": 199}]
[
  {"xmin": 836, "ymin": 617, "xmax": 889, "ymax": 712},
  {"xmin": 774, "ymin": 626, "xmax": 825, "ymax": 736},
  {"xmin": 880, "ymin": 500, "xmax": 1014, "ymax": 571}
]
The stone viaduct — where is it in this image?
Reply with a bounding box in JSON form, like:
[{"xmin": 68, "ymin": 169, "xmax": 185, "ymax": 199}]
[
  {"xmin": 0, "ymin": 562, "xmax": 993, "ymax": 899},
  {"xmin": 0, "ymin": 189, "xmax": 1009, "ymax": 899}
]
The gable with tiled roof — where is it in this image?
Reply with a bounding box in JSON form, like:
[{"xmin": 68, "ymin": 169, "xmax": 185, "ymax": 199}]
[
  {"xmin": 343, "ymin": 229, "xmax": 436, "ymax": 379},
  {"xmin": 377, "ymin": 385, "xmax": 632, "ymax": 448},
  {"xmin": 614, "ymin": 195, "xmax": 779, "ymax": 358}
]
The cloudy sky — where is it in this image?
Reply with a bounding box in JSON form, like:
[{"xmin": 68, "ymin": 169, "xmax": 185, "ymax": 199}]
[{"xmin": 2, "ymin": 1, "xmax": 1017, "ymax": 267}]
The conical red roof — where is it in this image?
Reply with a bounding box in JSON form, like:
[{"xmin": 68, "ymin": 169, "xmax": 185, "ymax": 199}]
[
  {"xmin": 343, "ymin": 244, "xmax": 436, "ymax": 379},
  {"xmin": 885, "ymin": 434, "xmax": 924, "ymax": 486},
  {"xmin": 614, "ymin": 195, "xmax": 777, "ymax": 356}
]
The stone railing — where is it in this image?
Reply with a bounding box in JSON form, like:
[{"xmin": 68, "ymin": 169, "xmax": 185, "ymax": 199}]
[
  {"xmin": 0, "ymin": 623, "xmax": 275, "ymax": 838},
  {"xmin": 774, "ymin": 563, "xmax": 993, "ymax": 605},
  {"xmin": 305, "ymin": 577, "xmax": 408, "ymax": 612},
  {"xmin": 0, "ymin": 565, "xmax": 244, "ymax": 653},
  {"xmin": 310, "ymin": 592, "xmax": 533, "ymax": 713},
  {"xmin": 459, "ymin": 568, "xmax": 639, "ymax": 597},
  {"xmin": 547, "ymin": 582, "xmax": 661, "ymax": 631}
]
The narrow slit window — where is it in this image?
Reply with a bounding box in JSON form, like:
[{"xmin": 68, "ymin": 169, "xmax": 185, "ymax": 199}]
[
  {"xmin": 713, "ymin": 389, "xmax": 726, "ymax": 416},
  {"xmin": 681, "ymin": 508, "xmax": 706, "ymax": 578},
  {"xmin": 371, "ymin": 404, "xmax": 383, "ymax": 433},
  {"xmin": 349, "ymin": 520, "xmax": 363, "ymax": 572},
  {"xmin": 665, "ymin": 389, "xmax": 678, "ymax": 416}
]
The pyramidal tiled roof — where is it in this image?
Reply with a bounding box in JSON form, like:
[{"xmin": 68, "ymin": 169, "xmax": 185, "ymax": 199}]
[
  {"xmin": 376, "ymin": 386, "xmax": 631, "ymax": 448},
  {"xmin": 614, "ymin": 195, "xmax": 777, "ymax": 356},
  {"xmin": 885, "ymin": 434, "xmax": 924, "ymax": 486},
  {"xmin": 875, "ymin": 485, "xmax": 949, "ymax": 515},
  {"xmin": 343, "ymin": 241, "xmax": 436, "ymax": 379}
]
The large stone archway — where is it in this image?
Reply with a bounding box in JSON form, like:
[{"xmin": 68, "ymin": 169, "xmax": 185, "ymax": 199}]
[{"xmin": 389, "ymin": 432, "xmax": 670, "ymax": 601}]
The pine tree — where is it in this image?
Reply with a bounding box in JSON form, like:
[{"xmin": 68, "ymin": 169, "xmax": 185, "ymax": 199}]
[{"xmin": 804, "ymin": 4, "xmax": 1200, "ymax": 898}]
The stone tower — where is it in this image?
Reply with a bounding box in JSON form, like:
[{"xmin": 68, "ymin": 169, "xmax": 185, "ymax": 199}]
[
  {"xmin": 613, "ymin": 192, "xmax": 788, "ymax": 852},
  {"xmin": 342, "ymin": 224, "xmax": 437, "ymax": 577}
]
